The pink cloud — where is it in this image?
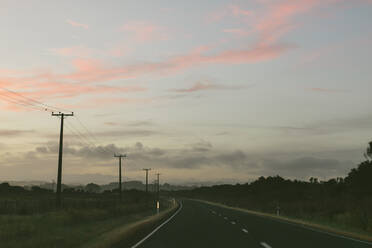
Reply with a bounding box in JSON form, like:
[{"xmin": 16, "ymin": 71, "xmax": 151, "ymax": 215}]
[
  {"xmin": 206, "ymin": 4, "xmax": 252, "ymax": 23},
  {"xmin": 0, "ymin": 66, "xmax": 147, "ymax": 111},
  {"xmin": 253, "ymin": 0, "xmax": 323, "ymax": 45},
  {"xmin": 205, "ymin": 9, "xmax": 228, "ymax": 23},
  {"xmin": 229, "ymin": 4, "xmax": 253, "ymax": 17},
  {"xmin": 120, "ymin": 21, "xmax": 168, "ymax": 42},
  {"xmin": 0, "ymin": 41, "xmax": 289, "ymax": 111},
  {"xmin": 72, "ymin": 97, "xmax": 153, "ymax": 109},
  {"xmin": 170, "ymin": 81, "xmax": 244, "ymax": 93},
  {"xmin": 223, "ymin": 28, "xmax": 250, "ymax": 36},
  {"xmin": 0, "ymin": 79, "xmax": 145, "ymax": 100},
  {"xmin": 170, "ymin": 82, "xmax": 219, "ymax": 93},
  {"xmin": 49, "ymin": 46, "xmax": 94, "ymax": 57},
  {"xmin": 66, "ymin": 19, "xmax": 89, "ymax": 29},
  {"xmin": 32, "ymin": 42, "xmax": 291, "ymax": 85},
  {"xmin": 217, "ymin": 1, "xmax": 344, "ymax": 46},
  {"xmin": 107, "ymin": 46, "xmax": 129, "ymax": 57}
]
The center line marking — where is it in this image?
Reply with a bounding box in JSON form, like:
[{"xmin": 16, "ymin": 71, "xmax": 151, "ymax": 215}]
[
  {"xmin": 242, "ymin": 228, "xmax": 248, "ymax": 233},
  {"xmin": 260, "ymin": 242, "xmax": 272, "ymax": 248},
  {"xmin": 231, "ymin": 221, "xmax": 236, "ymax": 225}
]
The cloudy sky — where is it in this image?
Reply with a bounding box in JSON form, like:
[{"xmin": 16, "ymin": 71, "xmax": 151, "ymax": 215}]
[{"xmin": 0, "ymin": 0, "xmax": 371, "ymax": 185}]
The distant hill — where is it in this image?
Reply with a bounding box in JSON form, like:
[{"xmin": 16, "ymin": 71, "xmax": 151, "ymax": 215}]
[{"xmin": 0, "ymin": 180, "xmax": 195, "ymax": 192}]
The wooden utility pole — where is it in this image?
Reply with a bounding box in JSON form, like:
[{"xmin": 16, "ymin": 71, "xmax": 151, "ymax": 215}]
[
  {"xmin": 143, "ymin": 168, "xmax": 151, "ymax": 193},
  {"xmin": 52, "ymin": 112, "xmax": 74, "ymax": 208},
  {"xmin": 114, "ymin": 154, "xmax": 126, "ymax": 201}
]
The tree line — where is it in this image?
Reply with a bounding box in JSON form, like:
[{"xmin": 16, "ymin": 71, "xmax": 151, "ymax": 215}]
[{"xmin": 176, "ymin": 142, "xmax": 372, "ymax": 233}]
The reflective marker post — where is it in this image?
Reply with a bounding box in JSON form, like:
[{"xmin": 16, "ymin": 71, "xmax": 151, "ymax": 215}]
[{"xmin": 156, "ymin": 173, "xmax": 160, "ymax": 214}]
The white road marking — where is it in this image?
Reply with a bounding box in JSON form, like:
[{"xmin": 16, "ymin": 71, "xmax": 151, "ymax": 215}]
[
  {"xmin": 260, "ymin": 242, "xmax": 272, "ymax": 248},
  {"xmin": 242, "ymin": 228, "xmax": 248, "ymax": 233},
  {"xmin": 224, "ymin": 217, "xmax": 228, "ymax": 220},
  {"xmin": 197, "ymin": 200, "xmax": 372, "ymax": 246},
  {"xmin": 231, "ymin": 221, "xmax": 236, "ymax": 225},
  {"xmin": 257, "ymin": 214, "xmax": 372, "ymax": 246},
  {"xmin": 130, "ymin": 201, "xmax": 183, "ymax": 248}
]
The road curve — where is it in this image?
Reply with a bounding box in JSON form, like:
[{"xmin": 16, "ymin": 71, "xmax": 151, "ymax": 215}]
[{"xmin": 133, "ymin": 200, "xmax": 372, "ymax": 248}]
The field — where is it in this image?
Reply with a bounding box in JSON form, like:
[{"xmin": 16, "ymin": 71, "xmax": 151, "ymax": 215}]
[{"xmin": 0, "ymin": 183, "xmax": 171, "ymax": 248}]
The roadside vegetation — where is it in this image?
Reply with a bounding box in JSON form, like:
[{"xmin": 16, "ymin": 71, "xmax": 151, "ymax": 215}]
[
  {"xmin": 0, "ymin": 186, "xmax": 172, "ymax": 248},
  {"xmin": 176, "ymin": 142, "xmax": 372, "ymax": 239}
]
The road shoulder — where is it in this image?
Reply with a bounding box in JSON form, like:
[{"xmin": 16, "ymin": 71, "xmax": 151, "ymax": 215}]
[
  {"xmin": 191, "ymin": 199, "xmax": 372, "ymax": 244},
  {"xmin": 80, "ymin": 200, "xmax": 179, "ymax": 248}
]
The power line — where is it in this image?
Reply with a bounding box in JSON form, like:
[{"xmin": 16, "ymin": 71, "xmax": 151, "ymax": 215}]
[
  {"xmin": 72, "ymin": 115, "xmax": 117, "ymax": 154},
  {"xmin": 0, "ymin": 92, "xmax": 50, "ymax": 112},
  {"xmin": 64, "ymin": 122, "xmax": 95, "ymax": 148},
  {"xmin": 0, "ymin": 87, "xmax": 72, "ymax": 113},
  {"xmin": 64, "ymin": 120, "xmax": 112, "ymax": 156},
  {"xmin": 0, "ymin": 87, "xmax": 117, "ymax": 156},
  {"xmin": 70, "ymin": 121, "xmax": 113, "ymax": 155},
  {"xmin": 0, "ymin": 87, "xmax": 72, "ymax": 114},
  {"xmin": 65, "ymin": 119, "xmax": 96, "ymax": 147}
]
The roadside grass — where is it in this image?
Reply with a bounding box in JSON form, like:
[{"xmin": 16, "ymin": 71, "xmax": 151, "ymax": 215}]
[
  {"xmin": 0, "ymin": 204, "xmax": 156, "ymax": 248},
  {"xmin": 0, "ymin": 188, "xmax": 176, "ymax": 248},
  {"xmin": 84, "ymin": 199, "xmax": 178, "ymax": 248},
  {"xmin": 192, "ymin": 199, "xmax": 372, "ymax": 242}
]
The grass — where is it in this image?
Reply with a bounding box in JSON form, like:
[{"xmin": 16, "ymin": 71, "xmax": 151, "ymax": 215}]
[
  {"xmin": 84, "ymin": 200, "xmax": 179, "ymax": 248},
  {"xmin": 0, "ymin": 188, "xmax": 175, "ymax": 248},
  {"xmin": 0, "ymin": 206, "xmax": 154, "ymax": 248}
]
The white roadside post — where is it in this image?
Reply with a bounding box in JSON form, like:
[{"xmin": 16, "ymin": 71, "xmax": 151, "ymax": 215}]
[
  {"xmin": 276, "ymin": 205, "xmax": 280, "ymax": 216},
  {"xmin": 156, "ymin": 173, "xmax": 160, "ymax": 214}
]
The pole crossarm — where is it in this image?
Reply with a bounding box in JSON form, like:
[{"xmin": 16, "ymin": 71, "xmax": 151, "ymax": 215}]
[
  {"xmin": 52, "ymin": 112, "xmax": 74, "ymax": 117},
  {"xmin": 114, "ymin": 154, "xmax": 127, "ymax": 158}
]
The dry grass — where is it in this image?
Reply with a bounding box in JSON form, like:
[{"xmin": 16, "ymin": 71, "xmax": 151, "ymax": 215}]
[{"xmin": 81, "ymin": 199, "xmax": 178, "ymax": 248}]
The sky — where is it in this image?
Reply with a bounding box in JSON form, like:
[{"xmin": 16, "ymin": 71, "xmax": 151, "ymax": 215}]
[{"xmin": 0, "ymin": 0, "xmax": 371, "ymax": 185}]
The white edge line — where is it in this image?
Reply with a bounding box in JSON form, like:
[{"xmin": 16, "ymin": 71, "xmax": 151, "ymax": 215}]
[
  {"xmin": 260, "ymin": 242, "xmax": 272, "ymax": 248},
  {"xmin": 131, "ymin": 201, "xmax": 183, "ymax": 248},
  {"xmin": 242, "ymin": 228, "xmax": 248, "ymax": 233},
  {"xmin": 198, "ymin": 200, "xmax": 372, "ymax": 246},
  {"xmin": 261, "ymin": 215, "xmax": 372, "ymax": 246}
]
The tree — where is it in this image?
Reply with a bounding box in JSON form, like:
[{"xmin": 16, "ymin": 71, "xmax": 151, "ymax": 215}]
[
  {"xmin": 85, "ymin": 183, "xmax": 101, "ymax": 193},
  {"xmin": 345, "ymin": 161, "xmax": 372, "ymax": 193},
  {"xmin": 364, "ymin": 141, "xmax": 372, "ymax": 161}
]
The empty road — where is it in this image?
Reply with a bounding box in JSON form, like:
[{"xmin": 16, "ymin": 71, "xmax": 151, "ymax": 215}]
[{"xmin": 133, "ymin": 199, "xmax": 371, "ymax": 248}]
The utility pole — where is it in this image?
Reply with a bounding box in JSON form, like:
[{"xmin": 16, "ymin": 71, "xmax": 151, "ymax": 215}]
[
  {"xmin": 114, "ymin": 154, "xmax": 127, "ymax": 201},
  {"xmin": 143, "ymin": 168, "xmax": 151, "ymax": 193},
  {"xmin": 52, "ymin": 111, "xmax": 74, "ymax": 208},
  {"xmin": 156, "ymin": 173, "xmax": 160, "ymax": 214}
]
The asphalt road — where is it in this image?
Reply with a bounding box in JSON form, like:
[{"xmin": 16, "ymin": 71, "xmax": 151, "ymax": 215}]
[{"xmin": 135, "ymin": 200, "xmax": 372, "ymax": 248}]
